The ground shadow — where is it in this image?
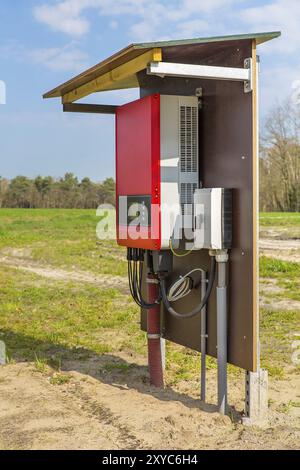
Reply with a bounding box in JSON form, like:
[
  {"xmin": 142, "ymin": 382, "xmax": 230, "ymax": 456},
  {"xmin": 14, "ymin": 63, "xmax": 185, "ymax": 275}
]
[{"xmin": 0, "ymin": 329, "xmax": 241, "ymax": 420}]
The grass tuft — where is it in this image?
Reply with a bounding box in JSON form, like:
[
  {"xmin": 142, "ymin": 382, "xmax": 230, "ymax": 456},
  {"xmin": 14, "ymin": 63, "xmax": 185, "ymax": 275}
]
[{"xmin": 50, "ymin": 373, "xmax": 71, "ymax": 386}]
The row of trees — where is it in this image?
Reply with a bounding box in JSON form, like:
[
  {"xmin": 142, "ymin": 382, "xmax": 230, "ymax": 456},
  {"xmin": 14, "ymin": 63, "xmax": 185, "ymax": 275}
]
[
  {"xmin": 260, "ymin": 98, "xmax": 300, "ymax": 212},
  {"xmin": 0, "ymin": 173, "xmax": 115, "ymax": 209}
]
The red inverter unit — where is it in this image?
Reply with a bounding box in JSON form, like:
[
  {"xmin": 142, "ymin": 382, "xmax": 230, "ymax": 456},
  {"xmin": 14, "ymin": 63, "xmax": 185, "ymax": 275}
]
[{"xmin": 116, "ymin": 93, "xmax": 199, "ymax": 250}]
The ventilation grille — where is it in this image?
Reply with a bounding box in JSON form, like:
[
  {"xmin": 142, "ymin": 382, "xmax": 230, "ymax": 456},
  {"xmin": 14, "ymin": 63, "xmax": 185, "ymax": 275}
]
[
  {"xmin": 180, "ymin": 105, "xmax": 198, "ymax": 173},
  {"xmin": 180, "ymin": 183, "xmax": 197, "ymax": 214},
  {"xmin": 179, "ymin": 104, "xmax": 198, "ymax": 215}
]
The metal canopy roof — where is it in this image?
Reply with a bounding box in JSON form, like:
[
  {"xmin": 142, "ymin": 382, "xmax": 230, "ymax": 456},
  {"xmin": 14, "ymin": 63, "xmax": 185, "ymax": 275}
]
[{"xmin": 43, "ymin": 31, "xmax": 281, "ymax": 103}]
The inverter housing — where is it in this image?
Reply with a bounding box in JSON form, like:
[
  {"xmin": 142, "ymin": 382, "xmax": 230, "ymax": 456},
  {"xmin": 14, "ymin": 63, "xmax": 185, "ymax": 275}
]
[{"xmin": 116, "ymin": 93, "xmax": 199, "ymax": 250}]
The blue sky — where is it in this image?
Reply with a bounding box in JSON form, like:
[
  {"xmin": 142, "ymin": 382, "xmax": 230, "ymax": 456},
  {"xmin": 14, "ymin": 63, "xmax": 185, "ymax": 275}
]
[{"xmin": 0, "ymin": 0, "xmax": 299, "ymax": 181}]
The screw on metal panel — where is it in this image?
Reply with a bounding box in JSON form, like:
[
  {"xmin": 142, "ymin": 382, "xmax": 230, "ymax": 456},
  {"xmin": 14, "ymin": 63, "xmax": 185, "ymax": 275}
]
[
  {"xmin": 195, "ymin": 87, "xmax": 203, "ymax": 97},
  {"xmin": 244, "ymin": 58, "xmax": 251, "ymax": 68}
]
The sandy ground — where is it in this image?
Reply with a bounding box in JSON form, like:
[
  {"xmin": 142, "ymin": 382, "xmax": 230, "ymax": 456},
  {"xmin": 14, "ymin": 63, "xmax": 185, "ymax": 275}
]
[
  {"xmin": 0, "ymin": 360, "xmax": 299, "ymax": 450},
  {"xmin": 0, "ymin": 241, "xmax": 299, "ymax": 450},
  {"xmin": 260, "ymin": 238, "xmax": 300, "ymax": 262},
  {"xmin": 0, "ymin": 252, "xmax": 128, "ymax": 293}
]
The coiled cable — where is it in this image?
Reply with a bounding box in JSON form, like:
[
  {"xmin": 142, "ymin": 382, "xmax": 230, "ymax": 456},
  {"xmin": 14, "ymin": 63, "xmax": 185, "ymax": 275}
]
[
  {"xmin": 159, "ymin": 256, "xmax": 216, "ymax": 319},
  {"xmin": 167, "ymin": 268, "xmax": 205, "ymax": 302}
]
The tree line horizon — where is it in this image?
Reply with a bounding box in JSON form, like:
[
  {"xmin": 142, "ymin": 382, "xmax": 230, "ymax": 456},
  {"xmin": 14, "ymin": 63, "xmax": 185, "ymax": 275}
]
[
  {"xmin": 0, "ymin": 174, "xmax": 115, "ymax": 209},
  {"xmin": 0, "ymin": 99, "xmax": 299, "ymax": 212}
]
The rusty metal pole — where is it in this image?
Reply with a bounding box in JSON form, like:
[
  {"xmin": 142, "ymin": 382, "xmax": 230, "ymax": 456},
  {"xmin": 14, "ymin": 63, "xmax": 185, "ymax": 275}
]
[{"xmin": 147, "ymin": 274, "xmax": 164, "ymax": 388}]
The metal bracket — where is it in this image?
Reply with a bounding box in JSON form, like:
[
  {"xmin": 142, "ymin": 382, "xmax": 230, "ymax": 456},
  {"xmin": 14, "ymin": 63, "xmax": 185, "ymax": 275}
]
[
  {"xmin": 195, "ymin": 87, "xmax": 203, "ymax": 97},
  {"xmin": 148, "ymin": 60, "xmax": 253, "ymax": 93},
  {"xmin": 146, "ymin": 278, "xmax": 159, "ymax": 285},
  {"xmin": 244, "ymin": 58, "xmax": 253, "ymax": 93},
  {"xmin": 195, "ymin": 87, "xmax": 203, "ymax": 109},
  {"xmin": 147, "ymin": 333, "xmax": 161, "ymax": 340}
]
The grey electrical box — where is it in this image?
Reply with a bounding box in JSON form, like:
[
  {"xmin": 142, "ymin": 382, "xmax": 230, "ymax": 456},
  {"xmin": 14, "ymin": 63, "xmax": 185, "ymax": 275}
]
[{"xmin": 193, "ymin": 188, "xmax": 232, "ymax": 250}]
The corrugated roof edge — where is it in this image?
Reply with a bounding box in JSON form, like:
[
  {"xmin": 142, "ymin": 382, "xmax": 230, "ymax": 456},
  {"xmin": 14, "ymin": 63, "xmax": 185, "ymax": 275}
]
[{"xmin": 43, "ymin": 31, "xmax": 281, "ymax": 99}]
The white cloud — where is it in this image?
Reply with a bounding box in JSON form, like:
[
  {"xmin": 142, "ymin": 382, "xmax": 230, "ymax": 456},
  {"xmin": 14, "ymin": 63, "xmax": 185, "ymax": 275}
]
[
  {"xmin": 175, "ymin": 19, "xmax": 210, "ymax": 38},
  {"xmin": 182, "ymin": 0, "xmax": 235, "ymax": 14},
  {"xmin": 0, "ymin": 110, "xmax": 111, "ymax": 129},
  {"xmin": 228, "ymin": 0, "xmax": 300, "ymax": 118},
  {"xmin": 109, "ymin": 20, "xmax": 118, "ymax": 30},
  {"xmin": 260, "ymin": 63, "xmax": 300, "ymax": 118},
  {"xmin": 29, "ymin": 45, "xmax": 89, "ymax": 71},
  {"xmin": 0, "ymin": 40, "xmax": 24, "ymax": 60},
  {"xmin": 33, "ymin": 0, "xmax": 236, "ymax": 40},
  {"xmin": 238, "ymin": 0, "xmax": 300, "ymax": 54},
  {"xmin": 0, "ymin": 40, "xmax": 88, "ymax": 72},
  {"xmin": 33, "ymin": 0, "xmax": 92, "ymax": 36},
  {"xmin": 127, "ymin": 0, "xmax": 235, "ymax": 41}
]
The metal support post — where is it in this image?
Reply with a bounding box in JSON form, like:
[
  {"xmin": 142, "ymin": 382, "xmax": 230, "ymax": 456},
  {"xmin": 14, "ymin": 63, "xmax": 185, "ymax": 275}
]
[
  {"xmin": 215, "ymin": 250, "xmax": 229, "ymax": 415},
  {"xmin": 0, "ymin": 341, "xmax": 6, "ymax": 365},
  {"xmin": 242, "ymin": 369, "xmax": 268, "ymax": 426},
  {"xmin": 160, "ymin": 337, "xmax": 166, "ymax": 371},
  {"xmin": 200, "ymin": 270, "xmax": 207, "ymax": 402}
]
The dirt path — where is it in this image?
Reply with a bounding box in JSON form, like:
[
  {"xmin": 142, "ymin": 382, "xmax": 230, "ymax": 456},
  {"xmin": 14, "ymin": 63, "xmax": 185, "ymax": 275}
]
[
  {"xmin": 260, "ymin": 238, "xmax": 300, "ymax": 262},
  {"xmin": 1, "ymin": 238, "xmax": 299, "ymax": 292},
  {"xmin": 0, "ymin": 361, "xmax": 299, "ymax": 450},
  {"xmin": 0, "ymin": 254, "xmax": 128, "ymax": 293}
]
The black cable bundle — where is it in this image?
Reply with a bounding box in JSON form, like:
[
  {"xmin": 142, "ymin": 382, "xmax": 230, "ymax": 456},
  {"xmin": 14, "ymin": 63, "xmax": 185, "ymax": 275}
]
[
  {"xmin": 127, "ymin": 248, "xmax": 161, "ymax": 309},
  {"xmin": 127, "ymin": 248, "xmax": 216, "ymax": 318}
]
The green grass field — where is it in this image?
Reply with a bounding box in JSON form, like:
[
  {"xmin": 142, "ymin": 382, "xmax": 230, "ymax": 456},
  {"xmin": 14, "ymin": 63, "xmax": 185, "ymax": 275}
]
[
  {"xmin": 260, "ymin": 212, "xmax": 300, "ymax": 226},
  {"xmin": 260, "ymin": 212, "xmax": 300, "ymax": 239},
  {"xmin": 0, "ymin": 208, "xmax": 127, "ymax": 276},
  {"xmin": 0, "ymin": 209, "xmax": 299, "ymax": 382}
]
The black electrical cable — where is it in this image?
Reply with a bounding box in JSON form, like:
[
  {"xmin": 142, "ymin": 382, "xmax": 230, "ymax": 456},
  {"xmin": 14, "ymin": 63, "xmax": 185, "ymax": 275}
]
[
  {"xmin": 159, "ymin": 256, "xmax": 216, "ymax": 319},
  {"xmin": 128, "ymin": 261, "xmax": 136, "ymax": 301},
  {"xmin": 127, "ymin": 252, "xmax": 160, "ymax": 309}
]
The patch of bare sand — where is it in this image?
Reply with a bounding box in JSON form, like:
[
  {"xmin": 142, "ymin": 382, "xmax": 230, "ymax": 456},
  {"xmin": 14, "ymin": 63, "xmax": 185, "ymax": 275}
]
[
  {"xmin": 0, "ymin": 254, "xmax": 128, "ymax": 293},
  {"xmin": 260, "ymin": 278, "xmax": 300, "ymax": 311},
  {"xmin": 260, "ymin": 238, "xmax": 300, "ymax": 262},
  {"xmin": 0, "ymin": 361, "xmax": 299, "ymax": 450}
]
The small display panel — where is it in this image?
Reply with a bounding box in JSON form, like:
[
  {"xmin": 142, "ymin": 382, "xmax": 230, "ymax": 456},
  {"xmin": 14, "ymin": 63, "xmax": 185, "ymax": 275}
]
[{"xmin": 119, "ymin": 195, "xmax": 152, "ymax": 227}]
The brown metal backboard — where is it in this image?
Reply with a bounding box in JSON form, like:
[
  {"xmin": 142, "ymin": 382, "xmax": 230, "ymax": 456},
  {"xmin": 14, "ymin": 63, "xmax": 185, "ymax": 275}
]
[{"xmin": 140, "ymin": 39, "xmax": 259, "ymax": 372}]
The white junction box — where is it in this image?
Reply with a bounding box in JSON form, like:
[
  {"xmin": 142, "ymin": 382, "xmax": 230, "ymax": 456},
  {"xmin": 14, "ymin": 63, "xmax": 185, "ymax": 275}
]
[{"xmin": 193, "ymin": 188, "xmax": 232, "ymax": 250}]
